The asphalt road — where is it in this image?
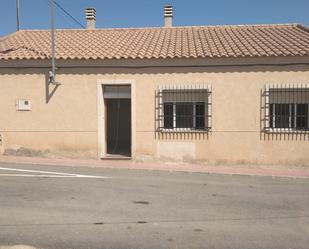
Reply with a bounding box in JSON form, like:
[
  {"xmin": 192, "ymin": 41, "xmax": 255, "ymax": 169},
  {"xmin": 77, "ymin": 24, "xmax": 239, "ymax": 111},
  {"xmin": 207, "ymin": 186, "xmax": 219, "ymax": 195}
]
[{"xmin": 0, "ymin": 162, "xmax": 308, "ymax": 249}]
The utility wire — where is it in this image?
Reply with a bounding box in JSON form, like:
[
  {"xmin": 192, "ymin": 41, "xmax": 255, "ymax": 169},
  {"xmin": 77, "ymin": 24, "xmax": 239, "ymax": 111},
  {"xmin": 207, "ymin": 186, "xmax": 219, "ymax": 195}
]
[
  {"xmin": 53, "ymin": 1, "xmax": 85, "ymax": 28},
  {"xmin": 43, "ymin": 0, "xmax": 76, "ymax": 29},
  {"xmin": 41, "ymin": 0, "xmax": 85, "ymax": 29}
]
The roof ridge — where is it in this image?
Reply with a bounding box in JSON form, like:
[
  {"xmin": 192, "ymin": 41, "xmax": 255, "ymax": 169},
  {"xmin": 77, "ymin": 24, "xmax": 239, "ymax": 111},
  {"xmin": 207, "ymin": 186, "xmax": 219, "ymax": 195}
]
[
  {"xmin": 10, "ymin": 23, "xmax": 301, "ymax": 33},
  {"xmin": 296, "ymin": 24, "xmax": 309, "ymax": 33},
  {"xmin": 0, "ymin": 30, "xmax": 23, "ymax": 42},
  {"xmin": 20, "ymin": 45, "xmax": 49, "ymax": 58},
  {"xmin": 0, "ymin": 45, "xmax": 48, "ymax": 57}
]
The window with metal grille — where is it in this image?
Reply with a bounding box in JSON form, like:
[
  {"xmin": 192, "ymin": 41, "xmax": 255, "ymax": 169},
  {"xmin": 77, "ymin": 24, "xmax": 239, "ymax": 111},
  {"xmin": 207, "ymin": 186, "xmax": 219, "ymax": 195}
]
[
  {"xmin": 156, "ymin": 86, "xmax": 211, "ymax": 132},
  {"xmin": 262, "ymin": 85, "xmax": 309, "ymax": 132}
]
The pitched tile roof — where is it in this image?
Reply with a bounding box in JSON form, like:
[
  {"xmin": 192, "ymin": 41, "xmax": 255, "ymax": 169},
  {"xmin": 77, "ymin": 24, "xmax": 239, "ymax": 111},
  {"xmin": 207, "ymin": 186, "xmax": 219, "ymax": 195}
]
[{"xmin": 0, "ymin": 24, "xmax": 309, "ymax": 60}]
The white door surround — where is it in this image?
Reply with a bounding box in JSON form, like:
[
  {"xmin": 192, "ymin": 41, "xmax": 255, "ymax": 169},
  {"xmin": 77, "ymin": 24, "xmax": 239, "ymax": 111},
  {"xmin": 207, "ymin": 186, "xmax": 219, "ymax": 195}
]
[{"xmin": 97, "ymin": 79, "xmax": 136, "ymax": 159}]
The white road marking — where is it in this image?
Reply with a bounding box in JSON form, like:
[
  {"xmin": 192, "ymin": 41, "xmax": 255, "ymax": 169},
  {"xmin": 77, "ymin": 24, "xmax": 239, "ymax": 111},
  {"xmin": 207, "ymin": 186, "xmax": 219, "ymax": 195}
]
[
  {"xmin": 0, "ymin": 167, "xmax": 111, "ymax": 179},
  {"xmin": 0, "ymin": 167, "xmax": 78, "ymax": 176},
  {"xmin": 0, "ymin": 174, "xmax": 108, "ymax": 178}
]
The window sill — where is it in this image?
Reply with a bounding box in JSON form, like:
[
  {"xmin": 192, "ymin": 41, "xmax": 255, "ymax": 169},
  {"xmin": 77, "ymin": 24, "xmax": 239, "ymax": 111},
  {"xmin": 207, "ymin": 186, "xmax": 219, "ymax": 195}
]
[
  {"xmin": 158, "ymin": 128, "xmax": 211, "ymax": 133},
  {"xmin": 263, "ymin": 128, "xmax": 309, "ymax": 134}
]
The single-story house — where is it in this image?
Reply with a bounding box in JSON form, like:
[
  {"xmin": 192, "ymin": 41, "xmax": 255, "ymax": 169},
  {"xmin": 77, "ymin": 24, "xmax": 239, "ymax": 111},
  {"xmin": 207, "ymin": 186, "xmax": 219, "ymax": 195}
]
[{"xmin": 0, "ymin": 6, "xmax": 309, "ymax": 165}]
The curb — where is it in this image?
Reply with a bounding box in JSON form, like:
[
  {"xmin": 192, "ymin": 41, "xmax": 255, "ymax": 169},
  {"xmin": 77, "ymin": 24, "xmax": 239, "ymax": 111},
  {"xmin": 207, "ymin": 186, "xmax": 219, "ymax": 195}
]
[{"xmin": 0, "ymin": 156, "xmax": 309, "ymax": 179}]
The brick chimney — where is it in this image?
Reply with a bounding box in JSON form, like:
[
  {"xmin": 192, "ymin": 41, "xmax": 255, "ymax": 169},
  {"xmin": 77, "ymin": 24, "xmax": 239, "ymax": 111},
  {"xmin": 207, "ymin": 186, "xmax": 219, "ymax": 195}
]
[
  {"xmin": 164, "ymin": 5, "xmax": 173, "ymax": 27},
  {"xmin": 85, "ymin": 8, "xmax": 96, "ymax": 29}
]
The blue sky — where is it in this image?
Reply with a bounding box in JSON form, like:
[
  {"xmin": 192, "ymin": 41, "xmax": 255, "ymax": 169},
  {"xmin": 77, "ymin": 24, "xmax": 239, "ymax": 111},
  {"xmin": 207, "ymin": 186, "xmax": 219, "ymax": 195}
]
[{"xmin": 1, "ymin": 0, "xmax": 309, "ymax": 37}]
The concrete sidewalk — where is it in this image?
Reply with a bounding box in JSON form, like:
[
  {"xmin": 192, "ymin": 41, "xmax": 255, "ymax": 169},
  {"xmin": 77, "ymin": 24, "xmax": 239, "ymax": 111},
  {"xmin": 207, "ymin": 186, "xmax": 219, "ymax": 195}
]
[{"xmin": 0, "ymin": 155, "xmax": 309, "ymax": 179}]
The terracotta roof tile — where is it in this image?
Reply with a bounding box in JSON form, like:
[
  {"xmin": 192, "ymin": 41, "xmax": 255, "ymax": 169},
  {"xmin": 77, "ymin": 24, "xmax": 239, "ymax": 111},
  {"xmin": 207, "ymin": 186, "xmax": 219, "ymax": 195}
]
[{"xmin": 0, "ymin": 24, "xmax": 309, "ymax": 60}]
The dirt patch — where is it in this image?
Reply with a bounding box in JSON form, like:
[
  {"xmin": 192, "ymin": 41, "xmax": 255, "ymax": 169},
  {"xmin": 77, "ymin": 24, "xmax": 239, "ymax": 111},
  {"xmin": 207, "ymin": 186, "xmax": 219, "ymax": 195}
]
[
  {"xmin": 137, "ymin": 221, "xmax": 148, "ymax": 224},
  {"xmin": 93, "ymin": 222, "xmax": 104, "ymax": 225},
  {"xmin": 4, "ymin": 147, "xmax": 49, "ymax": 158},
  {"xmin": 3, "ymin": 147, "xmax": 96, "ymax": 160},
  {"xmin": 46, "ymin": 149, "xmax": 97, "ymax": 160},
  {"xmin": 133, "ymin": 201, "xmax": 150, "ymax": 205}
]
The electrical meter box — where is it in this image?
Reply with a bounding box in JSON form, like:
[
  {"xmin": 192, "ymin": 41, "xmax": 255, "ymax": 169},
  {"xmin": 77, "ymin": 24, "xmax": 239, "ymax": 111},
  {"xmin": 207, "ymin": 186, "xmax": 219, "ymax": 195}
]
[{"xmin": 16, "ymin": 99, "xmax": 31, "ymax": 111}]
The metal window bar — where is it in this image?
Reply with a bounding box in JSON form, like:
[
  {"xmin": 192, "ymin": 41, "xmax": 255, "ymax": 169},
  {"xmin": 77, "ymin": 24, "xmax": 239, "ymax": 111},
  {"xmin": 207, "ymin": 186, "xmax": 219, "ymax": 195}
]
[
  {"xmin": 156, "ymin": 85, "xmax": 212, "ymax": 132},
  {"xmin": 262, "ymin": 84, "xmax": 309, "ymax": 133}
]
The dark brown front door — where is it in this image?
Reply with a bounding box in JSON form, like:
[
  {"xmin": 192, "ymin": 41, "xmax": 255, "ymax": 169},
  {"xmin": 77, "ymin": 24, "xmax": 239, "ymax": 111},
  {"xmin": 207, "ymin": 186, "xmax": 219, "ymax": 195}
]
[{"xmin": 106, "ymin": 99, "xmax": 131, "ymax": 156}]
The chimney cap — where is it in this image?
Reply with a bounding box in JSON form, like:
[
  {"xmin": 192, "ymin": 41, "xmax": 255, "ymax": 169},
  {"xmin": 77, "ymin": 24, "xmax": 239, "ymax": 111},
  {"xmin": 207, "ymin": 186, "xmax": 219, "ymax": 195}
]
[
  {"xmin": 164, "ymin": 5, "xmax": 173, "ymax": 17},
  {"xmin": 85, "ymin": 7, "xmax": 96, "ymax": 20}
]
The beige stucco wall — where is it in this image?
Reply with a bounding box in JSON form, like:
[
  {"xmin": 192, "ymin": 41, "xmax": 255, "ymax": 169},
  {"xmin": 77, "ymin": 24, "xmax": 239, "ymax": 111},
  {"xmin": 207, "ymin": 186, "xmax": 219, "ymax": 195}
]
[{"xmin": 0, "ymin": 57, "xmax": 309, "ymax": 165}]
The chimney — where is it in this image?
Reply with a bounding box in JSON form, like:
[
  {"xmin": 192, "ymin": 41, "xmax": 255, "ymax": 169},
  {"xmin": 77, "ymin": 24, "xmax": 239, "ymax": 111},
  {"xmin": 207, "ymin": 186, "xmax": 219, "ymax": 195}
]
[
  {"xmin": 164, "ymin": 5, "xmax": 173, "ymax": 27},
  {"xmin": 85, "ymin": 7, "xmax": 96, "ymax": 29}
]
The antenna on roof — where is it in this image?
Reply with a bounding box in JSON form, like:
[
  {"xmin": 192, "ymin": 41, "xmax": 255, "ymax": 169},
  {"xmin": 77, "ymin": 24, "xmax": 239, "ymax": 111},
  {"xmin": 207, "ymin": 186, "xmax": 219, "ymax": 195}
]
[
  {"xmin": 16, "ymin": 0, "xmax": 20, "ymax": 31},
  {"xmin": 49, "ymin": 0, "xmax": 60, "ymax": 85}
]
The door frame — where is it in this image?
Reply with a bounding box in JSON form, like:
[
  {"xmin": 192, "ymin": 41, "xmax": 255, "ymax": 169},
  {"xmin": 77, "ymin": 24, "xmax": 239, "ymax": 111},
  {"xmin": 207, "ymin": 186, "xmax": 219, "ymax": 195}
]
[{"xmin": 97, "ymin": 79, "xmax": 136, "ymax": 159}]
